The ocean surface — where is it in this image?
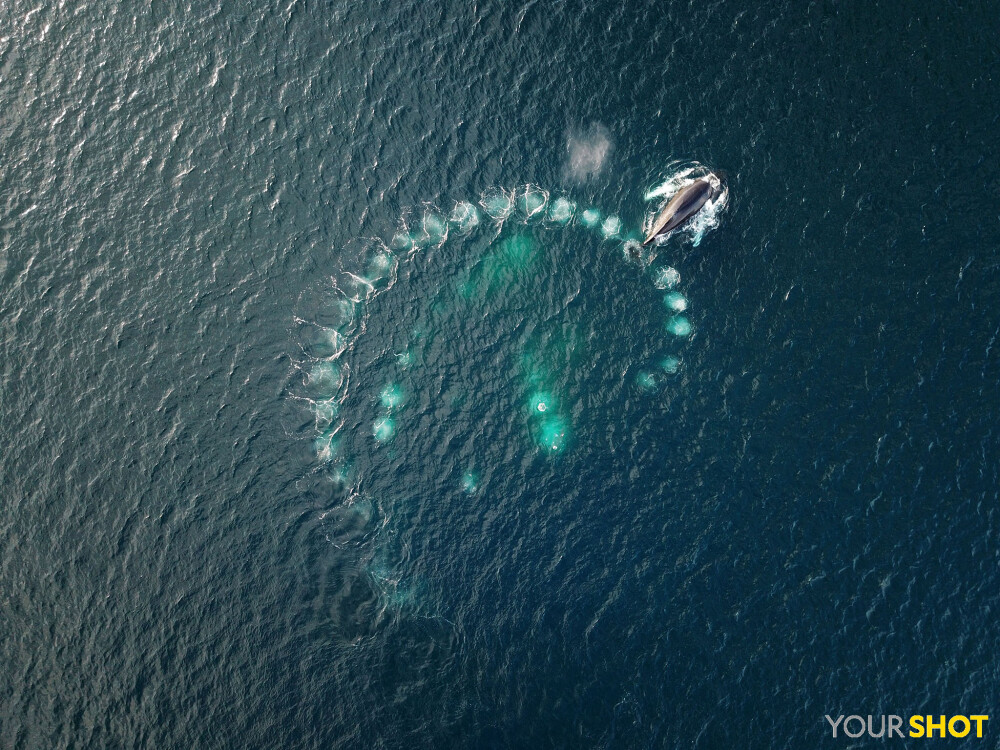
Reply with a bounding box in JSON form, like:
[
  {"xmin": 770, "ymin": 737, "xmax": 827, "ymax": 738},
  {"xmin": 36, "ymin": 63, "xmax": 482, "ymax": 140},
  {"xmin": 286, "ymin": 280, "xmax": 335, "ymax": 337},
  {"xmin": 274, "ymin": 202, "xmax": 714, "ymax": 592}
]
[{"xmin": 2, "ymin": 1, "xmax": 999, "ymax": 747}]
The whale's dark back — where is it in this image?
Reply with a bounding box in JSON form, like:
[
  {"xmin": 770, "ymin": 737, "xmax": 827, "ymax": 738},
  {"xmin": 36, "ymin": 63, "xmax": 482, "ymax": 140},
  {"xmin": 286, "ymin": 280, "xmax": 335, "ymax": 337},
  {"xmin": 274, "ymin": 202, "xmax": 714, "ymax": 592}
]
[
  {"xmin": 663, "ymin": 179, "xmax": 716, "ymax": 232},
  {"xmin": 675, "ymin": 179, "xmax": 714, "ymax": 215}
]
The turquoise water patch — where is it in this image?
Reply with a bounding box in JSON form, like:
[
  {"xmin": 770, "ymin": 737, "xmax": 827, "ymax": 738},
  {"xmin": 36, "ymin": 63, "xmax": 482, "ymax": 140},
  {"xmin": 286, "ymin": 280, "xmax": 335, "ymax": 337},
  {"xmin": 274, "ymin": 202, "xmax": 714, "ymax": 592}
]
[
  {"xmin": 660, "ymin": 355, "xmax": 681, "ymax": 374},
  {"xmin": 546, "ymin": 197, "xmax": 575, "ymax": 224},
  {"xmin": 636, "ymin": 371, "xmax": 658, "ymax": 391},
  {"xmin": 664, "ymin": 291, "xmax": 688, "ymax": 312},
  {"xmin": 529, "ymin": 391, "xmax": 554, "ymax": 414},
  {"xmin": 391, "ymin": 231, "xmax": 414, "ymax": 251},
  {"xmin": 600, "ymin": 215, "xmax": 622, "ymax": 239},
  {"xmin": 303, "ymin": 180, "xmax": 704, "ymax": 497},
  {"xmin": 460, "ymin": 232, "xmax": 539, "ymax": 299},
  {"xmin": 379, "ymin": 383, "xmax": 406, "ymax": 410},
  {"xmin": 666, "ymin": 316, "xmax": 692, "ymax": 337},
  {"xmin": 480, "ymin": 187, "xmax": 514, "ymax": 219},
  {"xmin": 373, "ymin": 415, "xmax": 396, "ymax": 443},
  {"xmin": 449, "ymin": 201, "xmax": 481, "ymax": 233},
  {"xmin": 461, "ymin": 471, "xmax": 478, "ymax": 494},
  {"xmin": 534, "ymin": 414, "xmax": 568, "ymax": 453},
  {"xmin": 518, "ymin": 185, "xmax": 548, "ymax": 219},
  {"xmin": 366, "ymin": 250, "xmax": 396, "ymax": 282},
  {"xmin": 422, "ymin": 211, "xmax": 448, "ymax": 244}
]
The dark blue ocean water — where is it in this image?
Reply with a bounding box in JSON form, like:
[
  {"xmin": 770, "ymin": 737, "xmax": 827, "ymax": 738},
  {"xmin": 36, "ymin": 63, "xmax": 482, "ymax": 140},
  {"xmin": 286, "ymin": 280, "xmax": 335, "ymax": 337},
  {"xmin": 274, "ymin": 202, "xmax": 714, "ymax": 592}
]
[{"xmin": 2, "ymin": 1, "xmax": 999, "ymax": 747}]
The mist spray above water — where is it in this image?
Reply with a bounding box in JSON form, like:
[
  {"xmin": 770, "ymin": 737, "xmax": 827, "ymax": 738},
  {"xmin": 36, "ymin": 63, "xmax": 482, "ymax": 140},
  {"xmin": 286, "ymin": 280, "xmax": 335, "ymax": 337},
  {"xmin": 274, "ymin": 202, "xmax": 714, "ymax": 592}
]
[{"xmin": 564, "ymin": 123, "xmax": 613, "ymax": 182}]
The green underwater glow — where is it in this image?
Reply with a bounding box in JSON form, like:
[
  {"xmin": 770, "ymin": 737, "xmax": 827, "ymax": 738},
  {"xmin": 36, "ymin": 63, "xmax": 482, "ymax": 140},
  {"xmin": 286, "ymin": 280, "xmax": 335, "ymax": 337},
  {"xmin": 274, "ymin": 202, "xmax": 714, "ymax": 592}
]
[
  {"xmin": 529, "ymin": 391, "xmax": 554, "ymax": 414},
  {"xmin": 458, "ymin": 233, "xmax": 538, "ymax": 299},
  {"xmin": 664, "ymin": 291, "xmax": 688, "ymax": 312},
  {"xmin": 660, "ymin": 355, "xmax": 681, "ymax": 374},
  {"xmin": 636, "ymin": 371, "xmax": 658, "ymax": 391},
  {"xmin": 546, "ymin": 197, "xmax": 575, "ymax": 224},
  {"xmin": 379, "ymin": 383, "xmax": 406, "ymax": 410},
  {"xmin": 534, "ymin": 414, "xmax": 568, "ymax": 453},
  {"xmin": 666, "ymin": 315, "xmax": 692, "ymax": 337},
  {"xmin": 373, "ymin": 415, "xmax": 396, "ymax": 443},
  {"xmin": 461, "ymin": 471, "xmax": 478, "ymax": 493}
]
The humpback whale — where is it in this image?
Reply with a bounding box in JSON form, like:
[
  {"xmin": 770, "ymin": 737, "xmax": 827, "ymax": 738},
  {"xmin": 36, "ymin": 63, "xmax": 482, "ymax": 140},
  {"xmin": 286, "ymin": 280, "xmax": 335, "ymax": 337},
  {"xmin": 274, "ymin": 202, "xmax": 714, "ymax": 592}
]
[{"xmin": 643, "ymin": 177, "xmax": 719, "ymax": 245}]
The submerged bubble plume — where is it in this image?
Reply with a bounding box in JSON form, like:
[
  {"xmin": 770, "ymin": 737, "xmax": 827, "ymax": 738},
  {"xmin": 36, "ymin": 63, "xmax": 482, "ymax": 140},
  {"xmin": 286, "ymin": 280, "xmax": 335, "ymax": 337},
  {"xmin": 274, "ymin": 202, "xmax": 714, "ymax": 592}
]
[
  {"xmin": 529, "ymin": 391, "xmax": 554, "ymax": 414},
  {"xmin": 636, "ymin": 371, "xmax": 658, "ymax": 391},
  {"xmin": 373, "ymin": 416, "xmax": 396, "ymax": 443},
  {"xmin": 580, "ymin": 208, "xmax": 601, "ymax": 228},
  {"xmin": 313, "ymin": 429, "xmax": 338, "ymax": 461},
  {"xmin": 379, "ymin": 383, "xmax": 406, "ymax": 410},
  {"xmin": 421, "ymin": 210, "xmax": 448, "ymax": 244},
  {"xmin": 654, "ymin": 266, "xmax": 681, "ymax": 289},
  {"xmin": 546, "ymin": 197, "xmax": 575, "ymax": 224},
  {"xmin": 461, "ymin": 471, "xmax": 478, "ymax": 494},
  {"xmin": 666, "ymin": 316, "xmax": 692, "ymax": 337},
  {"xmin": 449, "ymin": 201, "xmax": 480, "ymax": 233},
  {"xmin": 535, "ymin": 415, "xmax": 568, "ymax": 453},
  {"xmin": 391, "ymin": 231, "xmax": 413, "ymax": 251},
  {"xmin": 314, "ymin": 398, "xmax": 338, "ymax": 426},
  {"xmin": 518, "ymin": 185, "xmax": 548, "ymax": 220},
  {"xmin": 664, "ymin": 291, "xmax": 688, "ymax": 312},
  {"xmin": 480, "ymin": 187, "xmax": 514, "ymax": 220},
  {"xmin": 600, "ymin": 215, "xmax": 622, "ymax": 240}
]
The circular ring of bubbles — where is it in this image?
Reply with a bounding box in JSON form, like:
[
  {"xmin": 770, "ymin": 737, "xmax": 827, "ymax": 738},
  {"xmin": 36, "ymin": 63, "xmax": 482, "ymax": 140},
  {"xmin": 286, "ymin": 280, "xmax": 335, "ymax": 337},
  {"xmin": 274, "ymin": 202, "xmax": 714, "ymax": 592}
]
[
  {"xmin": 293, "ymin": 164, "xmax": 725, "ymax": 617},
  {"xmin": 295, "ymin": 164, "xmax": 726, "ymax": 475}
]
